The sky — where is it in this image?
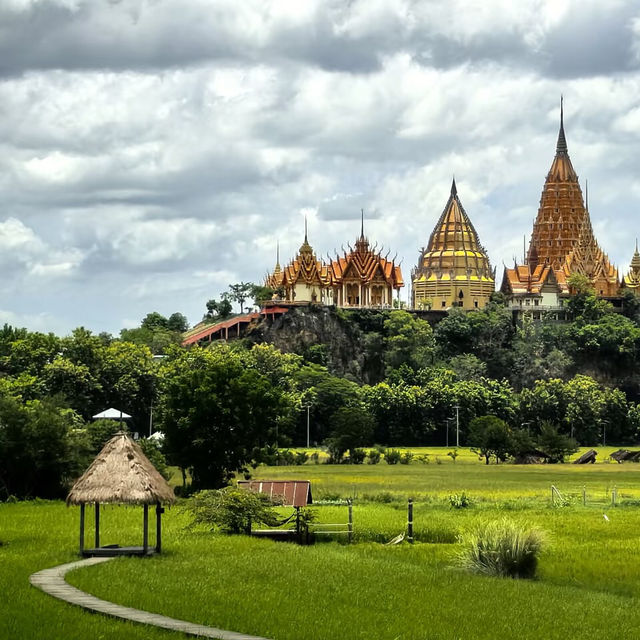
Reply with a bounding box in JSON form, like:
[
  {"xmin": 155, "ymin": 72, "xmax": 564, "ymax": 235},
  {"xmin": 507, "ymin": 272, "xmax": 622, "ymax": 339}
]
[{"xmin": 2, "ymin": 0, "xmax": 640, "ymax": 335}]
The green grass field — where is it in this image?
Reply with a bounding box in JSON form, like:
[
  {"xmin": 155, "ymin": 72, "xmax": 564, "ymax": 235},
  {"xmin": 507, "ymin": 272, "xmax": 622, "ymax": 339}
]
[{"xmin": 6, "ymin": 455, "xmax": 640, "ymax": 639}]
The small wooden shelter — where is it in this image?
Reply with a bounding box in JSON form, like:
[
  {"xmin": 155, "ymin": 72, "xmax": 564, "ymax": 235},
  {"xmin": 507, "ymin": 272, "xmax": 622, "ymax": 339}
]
[{"xmin": 67, "ymin": 432, "xmax": 175, "ymax": 557}]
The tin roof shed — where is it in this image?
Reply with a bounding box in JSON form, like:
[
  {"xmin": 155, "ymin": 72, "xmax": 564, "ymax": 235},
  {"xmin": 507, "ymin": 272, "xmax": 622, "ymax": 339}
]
[{"xmin": 237, "ymin": 480, "xmax": 312, "ymax": 507}]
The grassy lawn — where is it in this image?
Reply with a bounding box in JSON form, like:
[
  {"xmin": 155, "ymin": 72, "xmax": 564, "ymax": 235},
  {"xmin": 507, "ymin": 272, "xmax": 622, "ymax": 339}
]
[{"xmin": 6, "ymin": 458, "xmax": 640, "ymax": 639}]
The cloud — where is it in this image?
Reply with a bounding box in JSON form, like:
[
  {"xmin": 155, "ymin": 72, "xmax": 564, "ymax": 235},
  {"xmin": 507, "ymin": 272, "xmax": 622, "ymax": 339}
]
[{"xmin": 0, "ymin": 1, "xmax": 640, "ymax": 334}]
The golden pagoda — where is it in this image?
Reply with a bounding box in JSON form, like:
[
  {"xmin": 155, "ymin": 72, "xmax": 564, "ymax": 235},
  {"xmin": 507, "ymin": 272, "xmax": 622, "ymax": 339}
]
[
  {"xmin": 502, "ymin": 101, "xmax": 619, "ymax": 303},
  {"xmin": 622, "ymin": 241, "xmax": 640, "ymax": 293},
  {"xmin": 329, "ymin": 213, "xmax": 404, "ymax": 307},
  {"xmin": 412, "ymin": 179, "xmax": 495, "ymax": 310}
]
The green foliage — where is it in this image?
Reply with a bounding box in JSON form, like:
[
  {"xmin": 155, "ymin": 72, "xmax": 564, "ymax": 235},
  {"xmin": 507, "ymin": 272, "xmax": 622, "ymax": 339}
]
[
  {"xmin": 325, "ymin": 405, "xmax": 374, "ymax": 461},
  {"xmin": 349, "ymin": 448, "xmax": 367, "ymax": 464},
  {"xmin": 138, "ymin": 437, "xmax": 171, "ymax": 480},
  {"xmin": 537, "ymin": 423, "xmax": 579, "ymax": 463},
  {"xmin": 226, "ymin": 282, "xmax": 255, "ymax": 313},
  {"xmin": 400, "ymin": 451, "xmax": 413, "ymax": 464},
  {"xmin": 448, "ymin": 492, "xmax": 472, "ymax": 509},
  {"xmin": 159, "ymin": 345, "xmax": 296, "ymax": 489},
  {"xmin": 205, "ymin": 297, "xmax": 233, "ymax": 320},
  {"xmin": 85, "ymin": 418, "xmax": 124, "ymax": 454},
  {"xmin": 457, "ymin": 518, "xmax": 546, "ymax": 579},
  {"xmin": 0, "ymin": 394, "xmax": 86, "ymax": 499},
  {"xmin": 447, "ymin": 449, "xmax": 459, "ymax": 463},
  {"xmin": 384, "ymin": 448, "xmax": 401, "ymax": 464},
  {"xmin": 383, "ymin": 310, "xmax": 435, "ymax": 372},
  {"xmin": 367, "ymin": 449, "xmax": 381, "ymax": 464},
  {"xmin": 468, "ymin": 415, "xmax": 513, "ymax": 465},
  {"xmin": 184, "ymin": 487, "xmax": 282, "ymax": 534}
]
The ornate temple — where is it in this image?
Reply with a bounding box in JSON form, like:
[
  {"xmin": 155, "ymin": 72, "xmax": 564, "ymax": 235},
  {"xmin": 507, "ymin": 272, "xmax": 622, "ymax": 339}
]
[
  {"xmin": 412, "ymin": 179, "xmax": 495, "ymax": 310},
  {"xmin": 622, "ymin": 242, "xmax": 640, "ymax": 293},
  {"xmin": 265, "ymin": 216, "xmax": 403, "ymax": 308},
  {"xmin": 329, "ymin": 219, "xmax": 404, "ymax": 307},
  {"xmin": 501, "ymin": 102, "xmax": 619, "ymax": 309},
  {"xmin": 266, "ymin": 226, "xmax": 335, "ymax": 304}
]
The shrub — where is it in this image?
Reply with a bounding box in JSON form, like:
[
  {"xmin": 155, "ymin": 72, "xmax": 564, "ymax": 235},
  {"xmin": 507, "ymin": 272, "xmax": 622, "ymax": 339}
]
[
  {"xmin": 400, "ymin": 451, "xmax": 414, "ymax": 465},
  {"xmin": 457, "ymin": 518, "xmax": 546, "ymax": 579},
  {"xmin": 367, "ymin": 449, "xmax": 381, "ymax": 464},
  {"xmin": 447, "ymin": 449, "xmax": 459, "ymax": 463},
  {"xmin": 184, "ymin": 487, "xmax": 282, "ymax": 534},
  {"xmin": 349, "ymin": 448, "xmax": 367, "ymax": 464},
  {"xmin": 310, "ymin": 452, "xmax": 320, "ymax": 464},
  {"xmin": 138, "ymin": 438, "xmax": 170, "ymax": 480},
  {"xmin": 384, "ymin": 449, "xmax": 401, "ymax": 465},
  {"xmin": 293, "ymin": 451, "xmax": 309, "ymax": 465},
  {"xmin": 415, "ymin": 453, "xmax": 430, "ymax": 464},
  {"xmin": 448, "ymin": 492, "xmax": 473, "ymax": 509}
]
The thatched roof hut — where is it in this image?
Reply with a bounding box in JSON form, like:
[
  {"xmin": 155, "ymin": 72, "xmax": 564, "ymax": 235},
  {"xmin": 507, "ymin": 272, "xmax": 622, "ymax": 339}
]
[
  {"xmin": 67, "ymin": 432, "xmax": 175, "ymax": 506},
  {"xmin": 67, "ymin": 432, "xmax": 175, "ymax": 556}
]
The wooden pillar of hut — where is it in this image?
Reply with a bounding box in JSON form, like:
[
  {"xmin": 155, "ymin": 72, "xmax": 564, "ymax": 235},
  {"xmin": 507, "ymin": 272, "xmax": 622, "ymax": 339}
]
[
  {"xmin": 94, "ymin": 502, "xmax": 100, "ymax": 548},
  {"xmin": 143, "ymin": 504, "xmax": 149, "ymax": 553},
  {"xmin": 79, "ymin": 503, "xmax": 85, "ymax": 555},
  {"xmin": 155, "ymin": 502, "xmax": 163, "ymax": 553}
]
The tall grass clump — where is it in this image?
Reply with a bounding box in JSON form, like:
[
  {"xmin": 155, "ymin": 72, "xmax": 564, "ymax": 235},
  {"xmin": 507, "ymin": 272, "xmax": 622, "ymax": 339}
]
[{"xmin": 457, "ymin": 518, "xmax": 546, "ymax": 579}]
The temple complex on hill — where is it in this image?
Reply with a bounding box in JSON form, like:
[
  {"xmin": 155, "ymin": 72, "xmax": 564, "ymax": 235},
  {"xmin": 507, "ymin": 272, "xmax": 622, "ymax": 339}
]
[
  {"xmin": 265, "ymin": 216, "xmax": 403, "ymax": 308},
  {"xmin": 501, "ymin": 101, "xmax": 620, "ymax": 314},
  {"xmin": 411, "ymin": 179, "xmax": 495, "ymax": 310}
]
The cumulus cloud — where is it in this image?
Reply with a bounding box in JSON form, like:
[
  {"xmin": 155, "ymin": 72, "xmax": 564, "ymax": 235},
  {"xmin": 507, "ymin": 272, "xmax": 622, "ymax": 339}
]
[{"xmin": 1, "ymin": 0, "xmax": 640, "ymax": 333}]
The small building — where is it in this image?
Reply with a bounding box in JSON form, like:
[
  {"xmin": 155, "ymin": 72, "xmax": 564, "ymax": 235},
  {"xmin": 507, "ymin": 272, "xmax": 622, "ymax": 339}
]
[{"xmin": 67, "ymin": 432, "xmax": 176, "ymax": 556}]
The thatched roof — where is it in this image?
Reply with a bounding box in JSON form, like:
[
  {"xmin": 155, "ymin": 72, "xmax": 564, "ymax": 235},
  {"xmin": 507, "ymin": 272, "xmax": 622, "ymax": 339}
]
[{"xmin": 67, "ymin": 432, "xmax": 176, "ymax": 506}]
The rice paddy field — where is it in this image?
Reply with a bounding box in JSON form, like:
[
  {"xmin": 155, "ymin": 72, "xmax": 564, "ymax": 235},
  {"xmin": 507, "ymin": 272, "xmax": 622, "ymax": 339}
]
[{"xmin": 5, "ymin": 448, "xmax": 640, "ymax": 639}]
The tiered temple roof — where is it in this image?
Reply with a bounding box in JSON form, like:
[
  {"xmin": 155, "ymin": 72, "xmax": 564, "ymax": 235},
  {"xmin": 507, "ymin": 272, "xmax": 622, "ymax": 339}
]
[
  {"xmin": 502, "ymin": 101, "xmax": 619, "ymax": 299},
  {"xmin": 412, "ymin": 179, "xmax": 494, "ymax": 309},
  {"xmin": 623, "ymin": 241, "xmax": 640, "ymax": 292},
  {"xmin": 330, "ymin": 217, "xmax": 403, "ymax": 290}
]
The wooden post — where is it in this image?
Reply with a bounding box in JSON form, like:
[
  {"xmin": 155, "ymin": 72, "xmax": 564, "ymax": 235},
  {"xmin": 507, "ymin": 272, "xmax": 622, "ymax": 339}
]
[
  {"xmin": 550, "ymin": 485, "xmax": 554, "ymax": 506},
  {"xmin": 94, "ymin": 502, "xmax": 100, "ymax": 549},
  {"xmin": 347, "ymin": 499, "xmax": 353, "ymax": 544},
  {"xmin": 155, "ymin": 502, "xmax": 162, "ymax": 553},
  {"xmin": 143, "ymin": 504, "xmax": 149, "ymax": 553},
  {"xmin": 582, "ymin": 486, "xmax": 586, "ymax": 506},
  {"xmin": 407, "ymin": 498, "xmax": 414, "ymax": 544},
  {"xmin": 79, "ymin": 503, "xmax": 85, "ymax": 555}
]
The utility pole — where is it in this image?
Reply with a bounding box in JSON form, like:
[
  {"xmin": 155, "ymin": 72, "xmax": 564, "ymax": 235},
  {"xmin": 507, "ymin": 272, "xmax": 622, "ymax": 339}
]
[
  {"xmin": 445, "ymin": 418, "xmax": 451, "ymax": 447},
  {"xmin": 454, "ymin": 405, "xmax": 460, "ymax": 448},
  {"xmin": 304, "ymin": 404, "xmax": 311, "ymax": 448}
]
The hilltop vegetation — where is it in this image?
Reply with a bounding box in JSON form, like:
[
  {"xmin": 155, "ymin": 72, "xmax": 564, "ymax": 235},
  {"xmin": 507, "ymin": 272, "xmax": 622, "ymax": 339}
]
[{"xmin": 1, "ymin": 286, "xmax": 640, "ymax": 498}]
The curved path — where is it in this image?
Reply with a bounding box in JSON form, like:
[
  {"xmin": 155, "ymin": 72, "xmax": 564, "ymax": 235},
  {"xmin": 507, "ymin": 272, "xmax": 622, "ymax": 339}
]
[{"xmin": 30, "ymin": 558, "xmax": 271, "ymax": 640}]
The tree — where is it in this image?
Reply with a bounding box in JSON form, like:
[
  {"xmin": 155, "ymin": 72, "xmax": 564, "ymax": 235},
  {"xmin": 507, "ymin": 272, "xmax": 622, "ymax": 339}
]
[
  {"xmin": 0, "ymin": 394, "xmax": 86, "ymax": 499},
  {"xmin": 383, "ymin": 310, "xmax": 435, "ymax": 372},
  {"xmin": 467, "ymin": 415, "xmax": 513, "ymax": 465},
  {"xmin": 537, "ymin": 422, "xmax": 578, "ymax": 463},
  {"xmin": 227, "ymin": 282, "xmax": 255, "ymax": 314},
  {"xmin": 159, "ymin": 345, "xmax": 296, "ymax": 489},
  {"xmin": 205, "ymin": 297, "xmax": 233, "ymax": 320},
  {"xmin": 325, "ymin": 405, "xmax": 374, "ymax": 461},
  {"xmin": 167, "ymin": 312, "xmax": 189, "ymax": 333},
  {"xmin": 141, "ymin": 312, "xmax": 169, "ymax": 331}
]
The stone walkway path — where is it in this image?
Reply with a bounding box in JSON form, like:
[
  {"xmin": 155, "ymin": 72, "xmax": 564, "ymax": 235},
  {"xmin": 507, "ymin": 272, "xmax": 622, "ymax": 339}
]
[{"xmin": 30, "ymin": 557, "xmax": 271, "ymax": 640}]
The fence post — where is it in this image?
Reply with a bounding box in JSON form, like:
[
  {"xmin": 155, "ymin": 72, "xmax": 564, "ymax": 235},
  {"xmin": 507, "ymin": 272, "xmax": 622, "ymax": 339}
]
[
  {"xmin": 612, "ymin": 486, "xmax": 617, "ymax": 506},
  {"xmin": 551, "ymin": 485, "xmax": 555, "ymax": 506},
  {"xmin": 347, "ymin": 499, "xmax": 353, "ymax": 544},
  {"xmin": 582, "ymin": 486, "xmax": 586, "ymax": 506},
  {"xmin": 407, "ymin": 498, "xmax": 414, "ymax": 544}
]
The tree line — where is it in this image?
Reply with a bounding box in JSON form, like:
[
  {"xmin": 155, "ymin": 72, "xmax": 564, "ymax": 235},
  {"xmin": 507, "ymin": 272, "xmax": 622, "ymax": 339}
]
[{"xmin": 1, "ymin": 279, "xmax": 640, "ymax": 498}]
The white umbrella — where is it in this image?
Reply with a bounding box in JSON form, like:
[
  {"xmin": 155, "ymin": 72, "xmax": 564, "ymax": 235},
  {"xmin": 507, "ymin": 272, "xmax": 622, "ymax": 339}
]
[{"xmin": 92, "ymin": 408, "xmax": 132, "ymax": 420}]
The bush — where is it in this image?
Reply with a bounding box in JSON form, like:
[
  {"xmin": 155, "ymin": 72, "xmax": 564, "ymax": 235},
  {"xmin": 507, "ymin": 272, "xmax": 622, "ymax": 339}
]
[
  {"xmin": 367, "ymin": 449, "xmax": 381, "ymax": 464},
  {"xmin": 415, "ymin": 453, "xmax": 430, "ymax": 464},
  {"xmin": 448, "ymin": 492, "xmax": 473, "ymax": 509},
  {"xmin": 184, "ymin": 487, "xmax": 282, "ymax": 534},
  {"xmin": 457, "ymin": 518, "xmax": 546, "ymax": 579},
  {"xmin": 293, "ymin": 451, "xmax": 309, "ymax": 465},
  {"xmin": 384, "ymin": 449, "xmax": 401, "ymax": 465},
  {"xmin": 400, "ymin": 451, "xmax": 413, "ymax": 465},
  {"xmin": 138, "ymin": 438, "xmax": 170, "ymax": 480},
  {"xmin": 349, "ymin": 448, "xmax": 367, "ymax": 464},
  {"xmin": 310, "ymin": 452, "xmax": 320, "ymax": 464}
]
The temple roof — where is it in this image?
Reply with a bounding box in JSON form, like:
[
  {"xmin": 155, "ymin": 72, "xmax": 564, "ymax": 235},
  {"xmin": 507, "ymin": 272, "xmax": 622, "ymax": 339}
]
[
  {"xmin": 413, "ymin": 179, "xmax": 494, "ymax": 282},
  {"xmin": 623, "ymin": 240, "xmax": 640, "ymax": 288},
  {"xmin": 330, "ymin": 217, "xmax": 404, "ymax": 288}
]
